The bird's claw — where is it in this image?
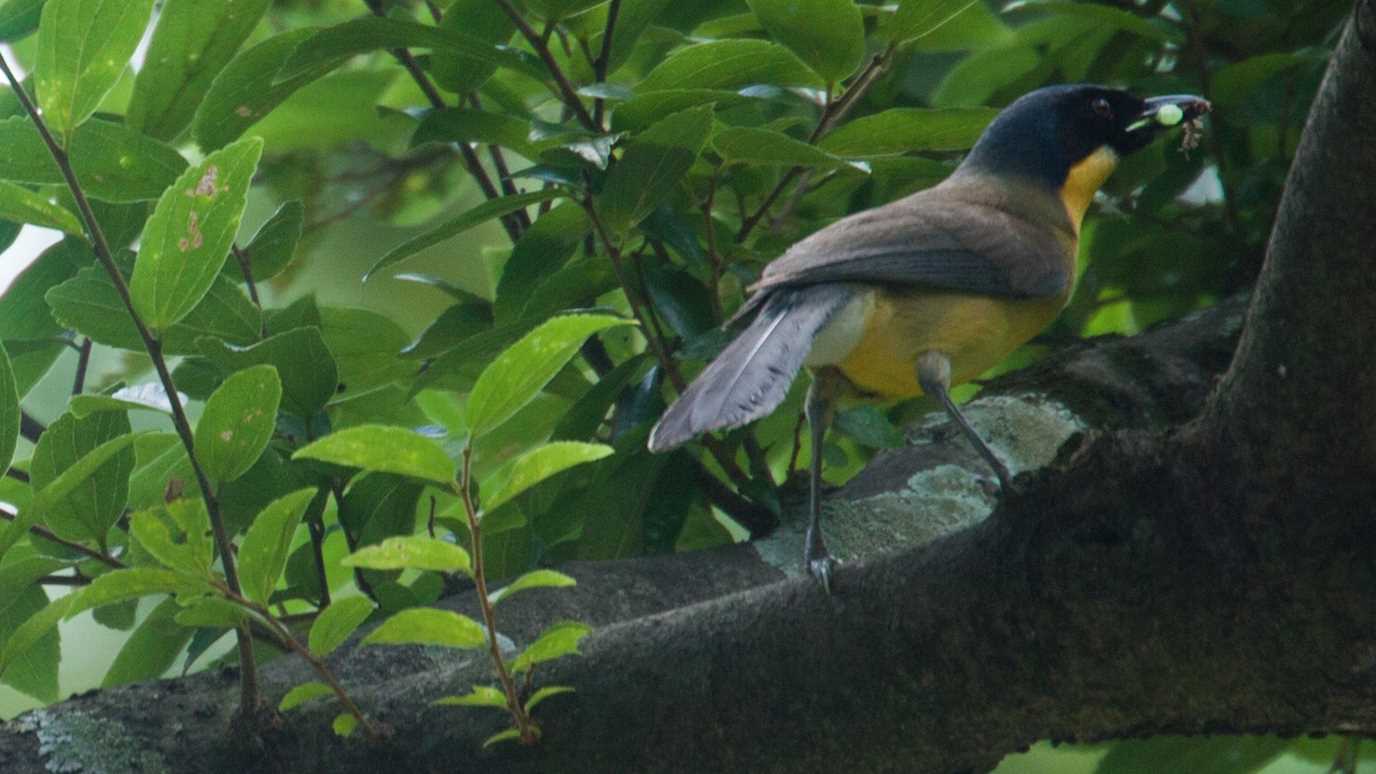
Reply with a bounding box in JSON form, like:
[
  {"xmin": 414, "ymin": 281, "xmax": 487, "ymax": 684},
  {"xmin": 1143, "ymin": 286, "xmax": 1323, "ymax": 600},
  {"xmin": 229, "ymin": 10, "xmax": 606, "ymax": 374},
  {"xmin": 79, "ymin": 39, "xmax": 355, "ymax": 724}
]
[{"xmin": 803, "ymin": 525, "xmax": 838, "ymax": 593}]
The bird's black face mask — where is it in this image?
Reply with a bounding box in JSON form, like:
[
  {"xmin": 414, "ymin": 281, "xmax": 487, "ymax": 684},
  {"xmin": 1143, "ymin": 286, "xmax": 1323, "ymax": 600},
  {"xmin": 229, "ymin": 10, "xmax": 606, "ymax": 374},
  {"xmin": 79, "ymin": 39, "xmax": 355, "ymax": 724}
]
[{"xmin": 962, "ymin": 84, "xmax": 1211, "ymax": 191}]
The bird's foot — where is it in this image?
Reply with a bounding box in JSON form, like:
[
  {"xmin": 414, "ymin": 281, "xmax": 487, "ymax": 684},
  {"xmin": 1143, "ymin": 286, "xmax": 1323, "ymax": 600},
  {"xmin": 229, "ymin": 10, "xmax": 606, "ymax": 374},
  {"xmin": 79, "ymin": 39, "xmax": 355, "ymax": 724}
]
[{"xmin": 803, "ymin": 525, "xmax": 837, "ymax": 593}]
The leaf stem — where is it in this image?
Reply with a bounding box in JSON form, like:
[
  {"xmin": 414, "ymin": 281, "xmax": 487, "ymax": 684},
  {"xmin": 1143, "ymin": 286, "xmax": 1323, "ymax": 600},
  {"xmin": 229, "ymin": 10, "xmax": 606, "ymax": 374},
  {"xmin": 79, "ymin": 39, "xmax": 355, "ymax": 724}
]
[
  {"xmin": 458, "ymin": 444, "xmax": 537, "ymax": 744},
  {"xmin": 360, "ymin": 0, "xmax": 524, "ymax": 242},
  {"xmin": 495, "ymin": 0, "xmax": 598, "ymax": 132},
  {"xmin": 0, "ymin": 47, "xmax": 264, "ymax": 720},
  {"xmin": 0, "ymin": 505, "xmax": 125, "ymax": 568}
]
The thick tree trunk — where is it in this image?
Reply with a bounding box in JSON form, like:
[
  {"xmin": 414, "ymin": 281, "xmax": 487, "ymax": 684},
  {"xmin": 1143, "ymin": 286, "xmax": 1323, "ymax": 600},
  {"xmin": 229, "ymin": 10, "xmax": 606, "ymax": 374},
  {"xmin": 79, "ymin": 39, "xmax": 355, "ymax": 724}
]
[{"xmin": 2, "ymin": 4, "xmax": 1374, "ymax": 773}]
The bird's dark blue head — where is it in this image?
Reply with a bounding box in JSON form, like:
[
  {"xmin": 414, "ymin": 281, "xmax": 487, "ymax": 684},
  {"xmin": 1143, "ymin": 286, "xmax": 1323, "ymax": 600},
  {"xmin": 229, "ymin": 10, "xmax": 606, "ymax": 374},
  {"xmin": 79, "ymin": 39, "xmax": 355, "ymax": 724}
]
[{"xmin": 957, "ymin": 84, "xmax": 1210, "ymax": 219}]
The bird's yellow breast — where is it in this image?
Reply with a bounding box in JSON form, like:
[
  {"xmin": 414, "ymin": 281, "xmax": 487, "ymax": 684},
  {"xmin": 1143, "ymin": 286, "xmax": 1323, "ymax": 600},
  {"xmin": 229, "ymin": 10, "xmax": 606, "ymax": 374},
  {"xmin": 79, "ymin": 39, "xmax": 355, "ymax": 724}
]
[{"xmin": 829, "ymin": 287, "xmax": 1067, "ymax": 398}]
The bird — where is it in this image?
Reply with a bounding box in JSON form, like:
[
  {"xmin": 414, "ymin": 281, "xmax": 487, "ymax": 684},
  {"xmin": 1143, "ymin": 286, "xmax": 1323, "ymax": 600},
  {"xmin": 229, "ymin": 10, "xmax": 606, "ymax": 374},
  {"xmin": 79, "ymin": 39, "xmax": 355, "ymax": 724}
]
[{"xmin": 647, "ymin": 84, "xmax": 1211, "ymax": 590}]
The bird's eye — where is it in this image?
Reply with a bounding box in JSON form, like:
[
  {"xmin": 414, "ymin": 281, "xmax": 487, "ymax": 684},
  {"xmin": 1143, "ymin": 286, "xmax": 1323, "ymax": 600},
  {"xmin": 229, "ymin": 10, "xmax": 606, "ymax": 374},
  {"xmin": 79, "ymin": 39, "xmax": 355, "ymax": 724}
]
[{"xmin": 1091, "ymin": 97, "xmax": 1113, "ymax": 119}]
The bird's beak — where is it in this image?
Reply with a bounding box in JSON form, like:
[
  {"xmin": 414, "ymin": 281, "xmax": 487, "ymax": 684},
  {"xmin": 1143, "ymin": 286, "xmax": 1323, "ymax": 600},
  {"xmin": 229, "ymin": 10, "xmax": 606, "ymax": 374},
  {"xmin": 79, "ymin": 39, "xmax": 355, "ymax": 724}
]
[{"xmin": 1126, "ymin": 94, "xmax": 1212, "ymax": 133}]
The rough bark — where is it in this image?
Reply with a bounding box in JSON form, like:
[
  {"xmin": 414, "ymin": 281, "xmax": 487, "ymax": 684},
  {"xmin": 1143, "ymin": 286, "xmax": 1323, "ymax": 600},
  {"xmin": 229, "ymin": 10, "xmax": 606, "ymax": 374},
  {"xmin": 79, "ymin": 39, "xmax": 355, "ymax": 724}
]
[{"xmin": 2, "ymin": 4, "xmax": 1374, "ymax": 772}]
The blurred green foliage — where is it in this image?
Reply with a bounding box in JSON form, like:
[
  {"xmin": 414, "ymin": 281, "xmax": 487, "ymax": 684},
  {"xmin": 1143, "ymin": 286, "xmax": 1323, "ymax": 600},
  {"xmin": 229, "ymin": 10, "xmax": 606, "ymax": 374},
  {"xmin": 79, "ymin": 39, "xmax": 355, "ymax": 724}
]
[{"xmin": 0, "ymin": 0, "xmax": 1358, "ymax": 767}]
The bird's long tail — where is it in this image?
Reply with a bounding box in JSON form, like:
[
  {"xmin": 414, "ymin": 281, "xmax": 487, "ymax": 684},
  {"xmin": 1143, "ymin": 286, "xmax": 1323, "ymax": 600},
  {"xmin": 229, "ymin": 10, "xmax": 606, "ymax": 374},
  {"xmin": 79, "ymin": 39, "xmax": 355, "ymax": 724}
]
[{"xmin": 647, "ymin": 284, "xmax": 853, "ymax": 452}]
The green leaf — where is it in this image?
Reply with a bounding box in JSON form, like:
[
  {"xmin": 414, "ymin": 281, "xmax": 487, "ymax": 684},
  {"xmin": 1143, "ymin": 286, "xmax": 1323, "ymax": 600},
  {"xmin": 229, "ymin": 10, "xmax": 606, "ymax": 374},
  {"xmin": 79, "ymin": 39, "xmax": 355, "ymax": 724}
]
[
  {"xmin": 101, "ymin": 597, "xmax": 193, "ymax": 688},
  {"xmin": 129, "ymin": 505, "xmax": 212, "ymax": 576},
  {"xmin": 818, "ymin": 107, "xmax": 997, "ymax": 157},
  {"xmin": 237, "ymin": 487, "xmax": 316, "ymax": 605},
  {"xmin": 293, "ymin": 425, "xmax": 455, "ymax": 485},
  {"xmin": 485, "ymin": 442, "xmax": 612, "ymax": 512},
  {"xmin": 429, "ymin": 0, "xmax": 513, "ymax": 94},
  {"xmin": 713, "ymin": 126, "xmax": 855, "ymax": 169},
  {"xmin": 48, "ymin": 269, "xmax": 261, "ymax": 355},
  {"xmin": 524, "ymin": 685, "xmax": 574, "ymax": 712},
  {"xmin": 484, "ymin": 728, "xmax": 523, "ymax": 748},
  {"xmin": 525, "ymin": 0, "xmax": 605, "ymax": 19},
  {"xmin": 598, "ymin": 104, "xmax": 713, "ymax": 234},
  {"xmin": 278, "ymin": 17, "xmax": 542, "ymax": 84},
  {"xmin": 1004, "ymin": 1, "xmax": 1179, "ymax": 44},
  {"xmin": 332, "ymin": 712, "xmax": 358, "ymax": 737},
  {"xmin": 130, "ymin": 136, "xmax": 264, "ymax": 332},
  {"xmin": 318, "ymin": 306, "xmax": 413, "ymax": 394},
  {"xmin": 308, "ymin": 596, "xmax": 375, "ymax": 657},
  {"xmin": 0, "ymin": 341, "xmax": 16, "ymax": 473},
  {"xmin": 28, "ymin": 411, "xmax": 134, "ymax": 544},
  {"xmin": 34, "ymin": 0, "xmax": 155, "ymax": 139},
  {"xmin": 493, "ymin": 203, "xmax": 590, "ymax": 322},
  {"xmin": 70, "ymin": 383, "xmax": 179, "ymax": 418},
  {"xmin": 1093, "ymin": 736, "xmax": 1287, "ymax": 774},
  {"xmin": 930, "ymin": 46, "xmax": 1041, "ymax": 108},
  {"xmin": 0, "ymin": 237, "xmax": 81, "ymax": 340},
  {"xmin": 65, "ymin": 567, "xmax": 209, "ymax": 619},
  {"xmin": 0, "ymin": 181, "xmax": 82, "ymax": 234},
  {"xmin": 191, "ymin": 29, "xmax": 329, "ymax": 151},
  {"xmin": 410, "ymin": 108, "xmax": 542, "ymax": 158},
  {"xmin": 746, "ymin": 0, "xmax": 864, "ymax": 82},
  {"xmin": 0, "ymin": 0, "xmax": 44, "ymax": 41},
  {"xmin": 638, "ymin": 39, "xmax": 822, "ymax": 92},
  {"xmin": 887, "ymin": 0, "xmax": 982, "ymax": 45},
  {"xmin": 587, "ymin": 0, "xmax": 671, "ymax": 76},
  {"xmin": 467, "ymin": 313, "xmax": 634, "ymax": 437},
  {"xmin": 197, "ymin": 326, "xmax": 337, "ymax": 416},
  {"xmin": 194, "ymin": 364, "xmax": 282, "ymax": 484},
  {"xmin": 0, "ymin": 585, "xmax": 58, "ymax": 702},
  {"xmin": 553, "ymin": 354, "xmax": 651, "ymax": 440},
  {"xmin": 224, "ymin": 200, "xmax": 304, "ymax": 281},
  {"xmin": 341, "ymin": 535, "xmax": 471, "ymax": 575},
  {"xmin": 362, "ymin": 607, "xmax": 486, "ymax": 649},
  {"xmin": 126, "ymin": 0, "xmax": 271, "ymax": 141},
  {"xmin": 4, "ymin": 339, "xmax": 64, "ymax": 398},
  {"xmin": 489, "ymin": 569, "xmax": 576, "ymax": 606},
  {"xmin": 0, "ymin": 595, "xmax": 69, "ymax": 698},
  {"xmin": 433, "ymin": 684, "xmax": 508, "ymax": 709},
  {"xmin": 279, "ymin": 680, "xmax": 333, "ymax": 712},
  {"xmin": 0, "ymin": 117, "xmax": 188, "ymax": 202},
  {"xmin": 365, "ymin": 190, "xmax": 564, "ymax": 282},
  {"xmin": 834, "ymin": 406, "xmax": 905, "ymax": 449},
  {"xmin": 511, "ymin": 620, "xmax": 591, "ymax": 674},
  {"xmin": 612, "ymin": 89, "xmax": 751, "ymax": 134},
  {"xmin": 172, "ymin": 597, "xmax": 248, "ymax": 628}
]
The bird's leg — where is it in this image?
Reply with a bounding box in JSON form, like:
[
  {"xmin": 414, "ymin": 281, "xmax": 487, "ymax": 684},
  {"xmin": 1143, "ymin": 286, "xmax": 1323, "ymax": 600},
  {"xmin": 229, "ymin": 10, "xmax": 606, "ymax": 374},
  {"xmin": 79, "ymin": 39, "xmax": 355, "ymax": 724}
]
[
  {"xmin": 803, "ymin": 370, "xmax": 838, "ymax": 591},
  {"xmin": 916, "ymin": 351, "xmax": 1015, "ymax": 493}
]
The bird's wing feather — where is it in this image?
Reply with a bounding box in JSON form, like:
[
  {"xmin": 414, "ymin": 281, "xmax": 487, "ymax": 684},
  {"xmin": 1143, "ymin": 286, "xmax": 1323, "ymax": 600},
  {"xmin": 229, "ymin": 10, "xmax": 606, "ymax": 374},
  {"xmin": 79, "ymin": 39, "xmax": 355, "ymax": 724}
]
[{"xmin": 753, "ymin": 181, "xmax": 1074, "ymax": 300}]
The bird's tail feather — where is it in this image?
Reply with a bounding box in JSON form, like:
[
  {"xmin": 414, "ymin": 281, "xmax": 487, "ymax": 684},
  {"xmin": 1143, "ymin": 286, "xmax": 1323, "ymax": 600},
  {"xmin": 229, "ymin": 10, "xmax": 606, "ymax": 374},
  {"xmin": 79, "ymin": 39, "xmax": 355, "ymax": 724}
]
[{"xmin": 648, "ymin": 284, "xmax": 853, "ymax": 452}]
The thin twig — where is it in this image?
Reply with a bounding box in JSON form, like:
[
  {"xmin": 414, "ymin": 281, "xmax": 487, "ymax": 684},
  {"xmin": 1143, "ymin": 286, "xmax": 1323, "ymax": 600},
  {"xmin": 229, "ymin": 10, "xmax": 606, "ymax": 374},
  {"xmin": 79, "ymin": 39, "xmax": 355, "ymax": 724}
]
[
  {"xmin": 37, "ymin": 574, "xmax": 91, "ymax": 586},
  {"xmin": 222, "ymin": 586, "xmax": 385, "ymax": 741},
  {"xmin": 0, "ymin": 505, "xmax": 125, "ymax": 569},
  {"xmin": 20, "ymin": 410, "xmax": 44, "ymax": 443},
  {"xmin": 361, "ymin": 0, "xmax": 523, "ymax": 243},
  {"xmin": 0, "ymin": 48, "xmax": 263, "ymax": 717},
  {"xmin": 701, "ymin": 173, "xmax": 725, "ymax": 320},
  {"xmin": 460, "ymin": 445, "xmax": 538, "ymax": 744},
  {"xmin": 592, "ymin": 0, "xmax": 623, "ymax": 129},
  {"xmin": 230, "ymin": 243, "xmax": 262, "ymax": 308},
  {"xmin": 495, "ymin": 0, "xmax": 598, "ymax": 131},
  {"xmin": 71, "ymin": 338, "xmax": 92, "ymax": 395},
  {"xmin": 581, "ymin": 198, "xmax": 763, "ymax": 499},
  {"xmin": 735, "ymin": 45, "xmax": 895, "ymax": 244}
]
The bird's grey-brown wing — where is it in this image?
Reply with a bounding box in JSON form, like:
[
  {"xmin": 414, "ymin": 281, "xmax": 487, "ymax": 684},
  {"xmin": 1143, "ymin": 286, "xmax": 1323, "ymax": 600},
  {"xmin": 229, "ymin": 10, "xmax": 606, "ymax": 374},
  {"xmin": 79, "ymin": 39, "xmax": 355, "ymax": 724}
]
[{"xmin": 753, "ymin": 178, "xmax": 1075, "ymax": 301}]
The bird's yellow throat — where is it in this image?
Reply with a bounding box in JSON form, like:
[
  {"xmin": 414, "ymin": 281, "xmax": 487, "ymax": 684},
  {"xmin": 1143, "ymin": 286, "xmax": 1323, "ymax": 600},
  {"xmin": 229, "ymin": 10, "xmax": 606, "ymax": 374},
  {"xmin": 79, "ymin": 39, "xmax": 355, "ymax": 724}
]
[{"xmin": 1060, "ymin": 145, "xmax": 1119, "ymax": 230}]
